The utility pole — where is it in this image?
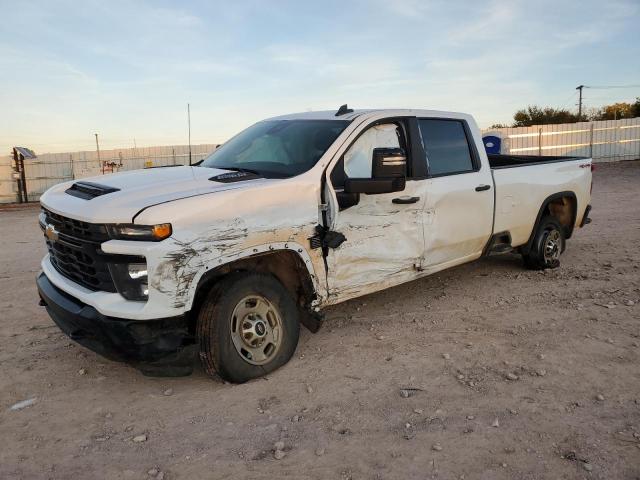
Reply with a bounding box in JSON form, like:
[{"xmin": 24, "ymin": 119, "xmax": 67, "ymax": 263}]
[
  {"xmin": 94, "ymin": 133, "xmax": 101, "ymax": 169},
  {"xmin": 187, "ymin": 103, "xmax": 192, "ymax": 166},
  {"xmin": 576, "ymin": 85, "xmax": 584, "ymax": 120}
]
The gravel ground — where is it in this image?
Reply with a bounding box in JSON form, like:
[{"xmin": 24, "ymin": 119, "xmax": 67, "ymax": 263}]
[{"xmin": 1, "ymin": 161, "xmax": 639, "ymax": 480}]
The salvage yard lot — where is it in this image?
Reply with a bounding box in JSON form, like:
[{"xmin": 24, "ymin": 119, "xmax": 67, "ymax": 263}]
[{"xmin": 1, "ymin": 161, "xmax": 639, "ymax": 480}]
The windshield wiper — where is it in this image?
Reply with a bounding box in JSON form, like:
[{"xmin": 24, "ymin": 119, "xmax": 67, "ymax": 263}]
[{"xmin": 214, "ymin": 166, "xmax": 262, "ymax": 176}]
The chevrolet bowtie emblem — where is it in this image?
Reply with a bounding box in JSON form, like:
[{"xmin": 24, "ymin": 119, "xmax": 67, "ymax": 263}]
[{"xmin": 45, "ymin": 224, "xmax": 59, "ymax": 242}]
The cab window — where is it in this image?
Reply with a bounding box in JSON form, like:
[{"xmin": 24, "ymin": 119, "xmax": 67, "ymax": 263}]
[{"xmin": 418, "ymin": 119, "xmax": 476, "ymax": 176}]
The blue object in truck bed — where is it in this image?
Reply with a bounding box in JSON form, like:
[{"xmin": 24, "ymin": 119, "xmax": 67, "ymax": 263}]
[{"xmin": 483, "ymin": 135, "xmax": 502, "ymax": 154}]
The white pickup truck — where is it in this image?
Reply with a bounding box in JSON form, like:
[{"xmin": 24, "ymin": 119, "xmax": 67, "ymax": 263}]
[{"xmin": 37, "ymin": 106, "xmax": 593, "ymax": 382}]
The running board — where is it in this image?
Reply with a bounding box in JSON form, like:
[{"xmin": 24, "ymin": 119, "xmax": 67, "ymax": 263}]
[{"xmin": 483, "ymin": 231, "xmax": 513, "ymax": 256}]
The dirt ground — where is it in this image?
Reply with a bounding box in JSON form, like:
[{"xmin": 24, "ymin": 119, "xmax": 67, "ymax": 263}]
[{"xmin": 1, "ymin": 161, "xmax": 639, "ymax": 480}]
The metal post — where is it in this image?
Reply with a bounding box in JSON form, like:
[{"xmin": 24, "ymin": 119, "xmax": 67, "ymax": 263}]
[
  {"xmin": 589, "ymin": 123, "xmax": 594, "ymax": 159},
  {"xmin": 11, "ymin": 148, "xmax": 20, "ymax": 203},
  {"xmin": 20, "ymin": 153, "xmax": 28, "ymax": 202},
  {"xmin": 12, "ymin": 148, "xmax": 25, "ymax": 203},
  {"xmin": 538, "ymin": 128, "xmax": 542, "ymax": 156},
  {"xmin": 188, "ymin": 103, "xmax": 192, "ymax": 166},
  {"xmin": 576, "ymin": 85, "xmax": 584, "ymax": 120},
  {"xmin": 613, "ymin": 119, "xmax": 618, "ymax": 161},
  {"xmin": 95, "ymin": 133, "xmax": 102, "ymax": 172},
  {"xmin": 14, "ymin": 149, "xmax": 27, "ymax": 202}
]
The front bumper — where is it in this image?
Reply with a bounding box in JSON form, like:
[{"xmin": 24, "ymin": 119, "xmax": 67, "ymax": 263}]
[{"xmin": 37, "ymin": 272, "xmax": 197, "ymax": 376}]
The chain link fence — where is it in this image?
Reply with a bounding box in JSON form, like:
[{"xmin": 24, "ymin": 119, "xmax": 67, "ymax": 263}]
[{"xmin": 0, "ymin": 144, "xmax": 218, "ymax": 204}]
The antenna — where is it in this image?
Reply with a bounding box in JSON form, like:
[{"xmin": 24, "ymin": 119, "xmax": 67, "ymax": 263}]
[{"xmin": 335, "ymin": 104, "xmax": 354, "ymax": 116}]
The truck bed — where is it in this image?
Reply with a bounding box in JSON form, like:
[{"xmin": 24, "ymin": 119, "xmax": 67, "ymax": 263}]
[
  {"xmin": 490, "ymin": 155, "xmax": 592, "ymax": 249},
  {"xmin": 488, "ymin": 154, "xmax": 586, "ymax": 169}
]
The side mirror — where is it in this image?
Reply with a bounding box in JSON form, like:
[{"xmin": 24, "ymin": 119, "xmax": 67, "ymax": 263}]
[{"xmin": 344, "ymin": 147, "xmax": 407, "ymax": 194}]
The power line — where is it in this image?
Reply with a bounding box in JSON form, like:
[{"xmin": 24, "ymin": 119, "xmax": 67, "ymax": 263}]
[
  {"xmin": 559, "ymin": 90, "xmax": 578, "ymax": 110},
  {"xmin": 575, "ymin": 83, "xmax": 640, "ymax": 117},
  {"xmin": 584, "ymin": 84, "xmax": 640, "ymax": 89}
]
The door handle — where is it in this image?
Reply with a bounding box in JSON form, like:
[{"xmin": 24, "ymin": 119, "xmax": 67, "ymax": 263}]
[
  {"xmin": 475, "ymin": 184, "xmax": 491, "ymax": 192},
  {"xmin": 392, "ymin": 196, "xmax": 420, "ymax": 204}
]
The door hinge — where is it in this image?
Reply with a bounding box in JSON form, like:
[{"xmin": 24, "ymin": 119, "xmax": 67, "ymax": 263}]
[{"xmin": 309, "ymin": 225, "xmax": 346, "ymax": 250}]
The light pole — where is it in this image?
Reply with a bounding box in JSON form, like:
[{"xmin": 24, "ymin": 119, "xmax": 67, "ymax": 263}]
[
  {"xmin": 187, "ymin": 103, "xmax": 192, "ymax": 166},
  {"xmin": 95, "ymin": 133, "xmax": 101, "ymax": 169},
  {"xmin": 576, "ymin": 85, "xmax": 584, "ymax": 120}
]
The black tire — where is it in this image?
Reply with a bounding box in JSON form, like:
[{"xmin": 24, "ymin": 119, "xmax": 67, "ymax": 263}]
[
  {"xmin": 197, "ymin": 272, "xmax": 300, "ymax": 383},
  {"xmin": 522, "ymin": 215, "xmax": 565, "ymax": 270}
]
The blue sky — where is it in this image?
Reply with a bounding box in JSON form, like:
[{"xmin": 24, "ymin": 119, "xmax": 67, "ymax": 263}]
[{"xmin": 1, "ymin": 0, "xmax": 639, "ymax": 154}]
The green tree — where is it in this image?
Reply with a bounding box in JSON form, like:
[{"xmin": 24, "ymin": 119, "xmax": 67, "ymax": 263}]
[
  {"xmin": 512, "ymin": 106, "xmax": 579, "ymax": 127},
  {"xmin": 589, "ymin": 101, "xmax": 636, "ymax": 120}
]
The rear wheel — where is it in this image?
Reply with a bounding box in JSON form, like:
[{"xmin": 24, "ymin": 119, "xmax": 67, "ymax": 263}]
[
  {"xmin": 522, "ymin": 216, "xmax": 565, "ymax": 270},
  {"xmin": 197, "ymin": 272, "xmax": 300, "ymax": 383}
]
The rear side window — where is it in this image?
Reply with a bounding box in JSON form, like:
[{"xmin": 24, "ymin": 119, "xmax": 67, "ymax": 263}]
[{"xmin": 418, "ymin": 119, "xmax": 475, "ymax": 176}]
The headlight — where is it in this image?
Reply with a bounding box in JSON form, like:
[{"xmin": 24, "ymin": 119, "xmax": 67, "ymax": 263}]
[
  {"xmin": 108, "ymin": 261, "xmax": 149, "ymax": 301},
  {"xmin": 106, "ymin": 223, "xmax": 172, "ymax": 241}
]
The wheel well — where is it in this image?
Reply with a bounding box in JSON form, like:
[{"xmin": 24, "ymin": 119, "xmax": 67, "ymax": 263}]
[
  {"xmin": 544, "ymin": 195, "xmax": 576, "ymax": 238},
  {"xmin": 522, "ymin": 192, "xmax": 577, "ymax": 254},
  {"xmin": 187, "ymin": 250, "xmax": 317, "ymax": 333}
]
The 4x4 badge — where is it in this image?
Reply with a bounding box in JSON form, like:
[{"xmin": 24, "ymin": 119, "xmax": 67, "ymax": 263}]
[{"xmin": 45, "ymin": 224, "xmax": 59, "ymax": 242}]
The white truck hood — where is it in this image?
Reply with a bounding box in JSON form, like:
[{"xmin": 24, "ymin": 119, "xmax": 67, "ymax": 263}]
[{"xmin": 40, "ymin": 166, "xmax": 270, "ymax": 224}]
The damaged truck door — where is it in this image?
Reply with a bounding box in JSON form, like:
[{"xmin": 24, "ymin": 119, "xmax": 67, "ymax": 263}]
[{"xmin": 325, "ymin": 119, "xmax": 428, "ymax": 301}]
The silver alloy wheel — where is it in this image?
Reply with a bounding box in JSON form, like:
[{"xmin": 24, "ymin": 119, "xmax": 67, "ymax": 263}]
[
  {"xmin": 230, "ymin": 295, "xmax": 283, "ymax": 366},
  {"xmin": 543, "ymin": 228, "xmax": 561, "ymax": 264}
]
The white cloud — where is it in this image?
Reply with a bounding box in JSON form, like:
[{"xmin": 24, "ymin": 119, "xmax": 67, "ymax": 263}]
[{"xmin": 1, "ymin": 0, "xmax": 639, "ymax": 152}]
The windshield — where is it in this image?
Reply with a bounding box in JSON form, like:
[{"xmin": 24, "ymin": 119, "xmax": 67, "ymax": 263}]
[{"xmin": 200, "ymin": 119, "xmax": 349, "ymax": 178}]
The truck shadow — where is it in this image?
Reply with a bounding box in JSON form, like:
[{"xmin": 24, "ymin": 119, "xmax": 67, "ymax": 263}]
[
  {"xmin": 322, "ymin": 252, "xmax": 526, "ymax": 319},
  {"xmin": 52, "ymin": 252, "xmax": 529, "ymax": 385}
]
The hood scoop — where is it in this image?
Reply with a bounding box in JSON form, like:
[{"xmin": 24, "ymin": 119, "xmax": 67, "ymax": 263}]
[
  {"xmin": 209, "ymin": 171, "xmax": 260, "ymax": 183},
  {"xmin": 65, "ymin": 181, "xmax": 120, "ymax": 200}
]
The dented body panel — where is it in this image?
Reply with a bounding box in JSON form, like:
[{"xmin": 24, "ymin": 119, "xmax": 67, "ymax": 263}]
[
  {"xmin": 41, "ymin": 174, "xmax": 327, "ymax": 320},
  {"xmin": 37, "ymin": 108, "xmax": 592, "ymax": 330},
  {"xmin": 325, "ymin": 180, "xmax": 427, "ymax": 300}
]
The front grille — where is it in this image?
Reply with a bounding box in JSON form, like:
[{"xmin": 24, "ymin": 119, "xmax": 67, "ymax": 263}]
[
  {"xmin": 41, "ymin": 208, "xmax": 116, "ymax": 292},
  {"xmin": 43, "ymin": 209, "xmax": 110, "ymax": 241}
]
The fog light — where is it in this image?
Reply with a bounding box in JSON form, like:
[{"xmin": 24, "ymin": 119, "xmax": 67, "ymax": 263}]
[
  {"xmin": 127, "ymin": 264, "xmax": 148, "ymax": 280},
  {"xmin": 108, "ymin": 260, "xmax": 149, "ymax": 301}
]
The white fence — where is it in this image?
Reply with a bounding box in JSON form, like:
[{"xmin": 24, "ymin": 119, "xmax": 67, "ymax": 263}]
[
  {"xmin": 0, "ymin": 144, "xmax": 218, "ymax": 204},
  {"xmin": 482, "ymin": 117, "xmax": 640, "ymax": 162},
  {"xmin": 2, "ymin": 118, "xmax": 639, "ymax": 204}
]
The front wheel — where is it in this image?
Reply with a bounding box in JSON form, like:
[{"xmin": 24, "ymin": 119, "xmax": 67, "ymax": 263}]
[
  {"xmin": 197, "ymin": 272, "xmax": 300, "ymax": 383},
  {"xmin": 522, "ymin": 216, "xmax": 565, "ymax": 270}
]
